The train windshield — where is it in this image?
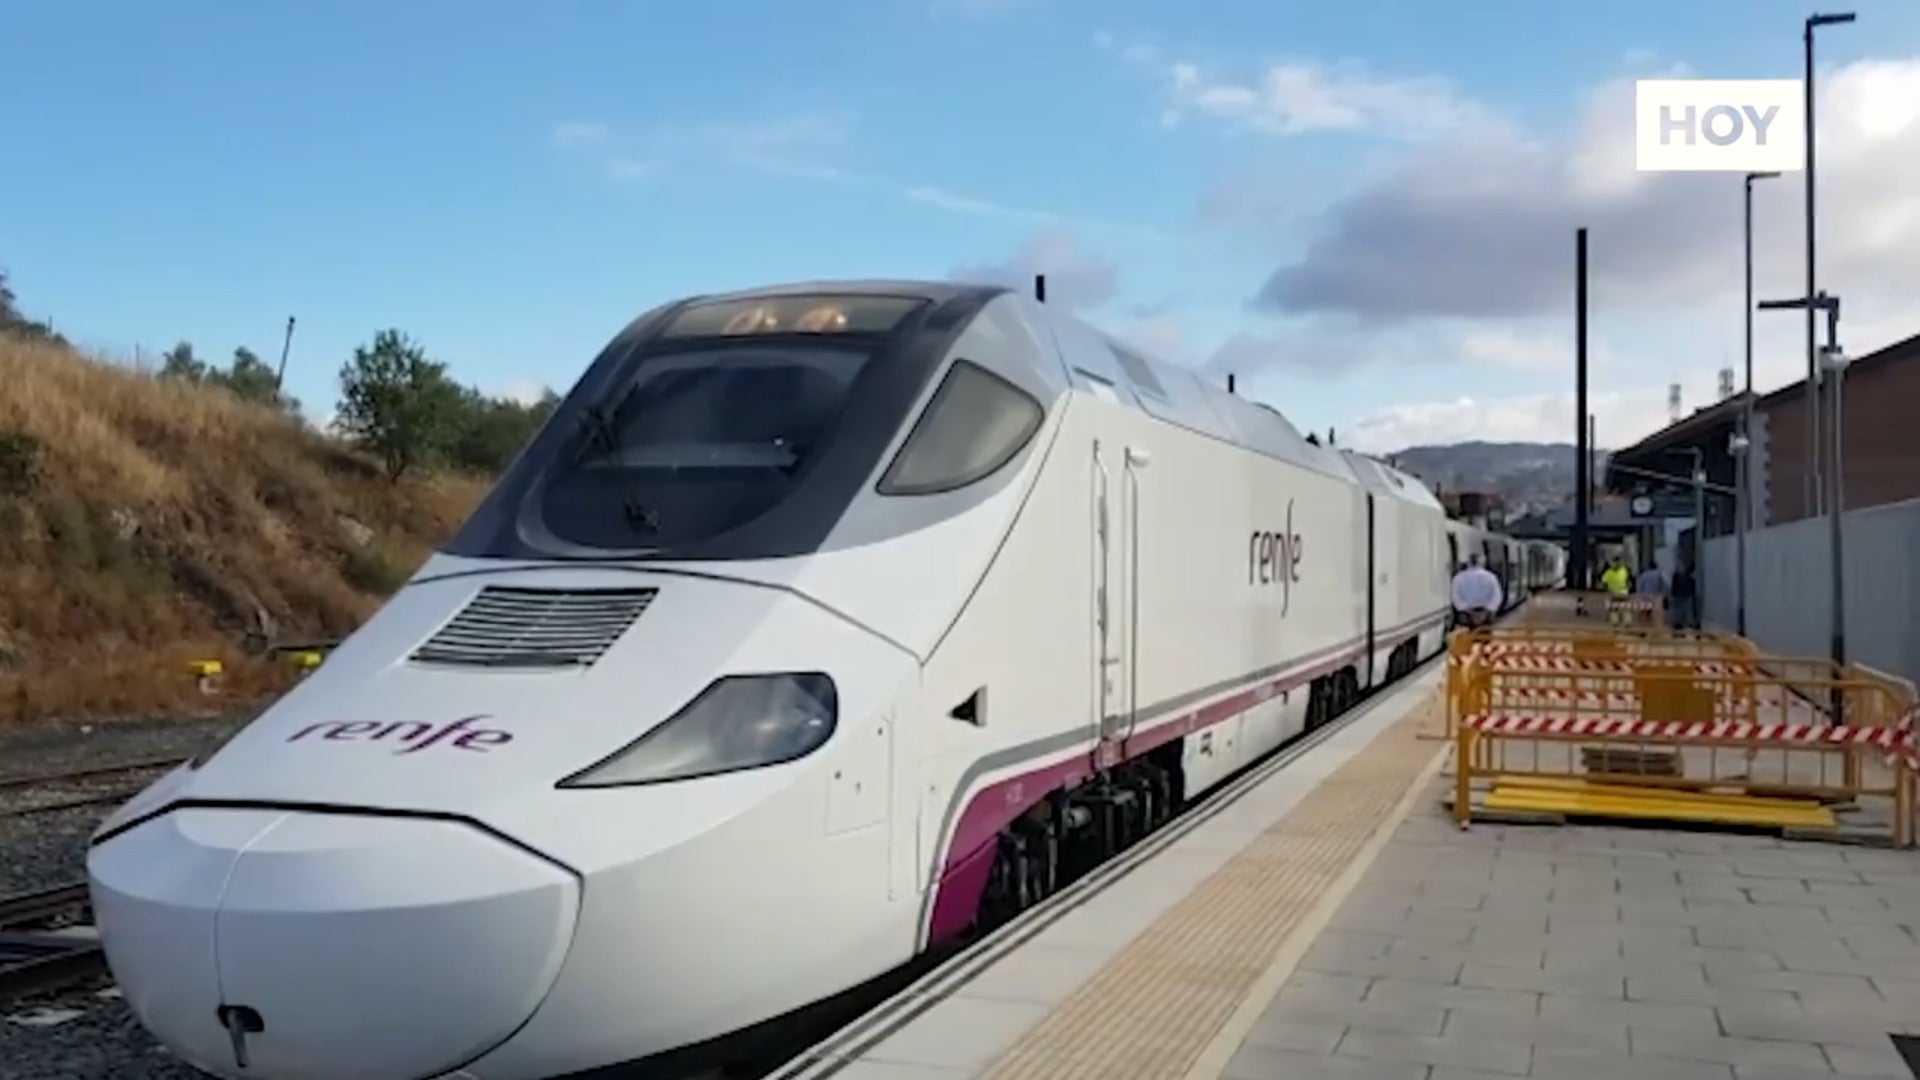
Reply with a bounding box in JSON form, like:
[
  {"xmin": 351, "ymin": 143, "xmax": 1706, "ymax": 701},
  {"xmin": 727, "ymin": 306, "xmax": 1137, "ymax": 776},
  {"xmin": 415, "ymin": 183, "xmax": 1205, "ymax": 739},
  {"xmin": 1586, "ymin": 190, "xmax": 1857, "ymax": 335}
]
[
  {"xmin": 440, "ymin": 290, "xmax": 982, "ymax": 562},
  {"xmin": 535, "ymin": 344, "xmax": 869, "ymax": 550}
]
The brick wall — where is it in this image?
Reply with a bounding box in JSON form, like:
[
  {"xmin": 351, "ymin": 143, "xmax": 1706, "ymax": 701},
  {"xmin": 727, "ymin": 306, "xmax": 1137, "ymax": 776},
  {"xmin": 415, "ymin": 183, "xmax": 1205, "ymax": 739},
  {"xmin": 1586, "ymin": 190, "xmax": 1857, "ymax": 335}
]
[{"xmin": 1760, "ymin": 339, "xmax": 1920, "ymax": 525}]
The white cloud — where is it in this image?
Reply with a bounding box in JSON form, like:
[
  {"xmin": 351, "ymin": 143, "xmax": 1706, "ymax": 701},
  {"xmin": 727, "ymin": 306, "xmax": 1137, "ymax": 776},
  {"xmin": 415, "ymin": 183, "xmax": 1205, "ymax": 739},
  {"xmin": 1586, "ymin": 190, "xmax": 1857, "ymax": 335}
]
[
  {"xmin": 951, "ymin": 229, "xmax": 1120, "ymax": 310},
  {"xmin": 1101, "ymin": 35, "xmax": 1510, "ymax": 142},
  {"xmin": 1344, "ymin": 385, "xmax": 1670, "ymax": 454},
  {"xmin": 551, "ymin": 120, "xmax": 610, "ymax": 149},
  {"xmin": 907, "ymin": 185, "xmax": 1058, "ymax": 226},
  {"xmin": 1254, "ymin": 58, "xmax": 1920, "ymax": 332},
  {"xmin": 495, "ymin": 377, "xmax": 551, "ymax": 407},
  {"xmin": 1338, "ymin": 315, "xmax": 1920, "ymax": 454},
  {"xmin": 1160, "ymin": 52, "xmax": 1920, "ymax": 453},
  {"xmin": 550, "ymin": 111, "xmax": 1155, "ymax": 237}
]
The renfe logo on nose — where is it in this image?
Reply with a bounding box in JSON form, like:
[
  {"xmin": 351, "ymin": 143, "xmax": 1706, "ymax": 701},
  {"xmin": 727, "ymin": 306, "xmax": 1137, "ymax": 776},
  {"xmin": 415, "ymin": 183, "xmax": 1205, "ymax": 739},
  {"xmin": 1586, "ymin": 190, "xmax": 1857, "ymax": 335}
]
[
  {"xmin": 1635, "ymin": 79, "xmax": 1805, "ymax": 173},
  {"xmin": 286, "ymin": 714, "xmax": 513, "ymax": 754}
]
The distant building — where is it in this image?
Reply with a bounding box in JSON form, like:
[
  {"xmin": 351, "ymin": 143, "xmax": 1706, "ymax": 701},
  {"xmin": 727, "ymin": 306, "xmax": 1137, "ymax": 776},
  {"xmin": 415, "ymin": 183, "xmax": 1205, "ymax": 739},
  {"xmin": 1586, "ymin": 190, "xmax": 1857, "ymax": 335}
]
[
  {"xmin": 1603, "ymin": 328, "xmax": 1920, "ymax": 538},
  {"xmin": 1439, "ymin": 489, "xmax": 1507, "ymax": 530}
]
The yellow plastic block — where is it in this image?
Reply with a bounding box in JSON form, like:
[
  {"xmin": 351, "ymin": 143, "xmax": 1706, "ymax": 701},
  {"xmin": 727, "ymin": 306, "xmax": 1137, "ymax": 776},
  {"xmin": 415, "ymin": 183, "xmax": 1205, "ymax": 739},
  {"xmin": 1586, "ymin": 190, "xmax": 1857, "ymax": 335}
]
[
  {"xmin": 1485, "ymin": 777, "xmax": 1837, "ymax": 830},
  {"xmin": 188, "ymin": 659, "xmax": 223, "ymax": 676},
  {"xmin": 289, "ymin": 651, "xmax": 323, "ymax": 669}
]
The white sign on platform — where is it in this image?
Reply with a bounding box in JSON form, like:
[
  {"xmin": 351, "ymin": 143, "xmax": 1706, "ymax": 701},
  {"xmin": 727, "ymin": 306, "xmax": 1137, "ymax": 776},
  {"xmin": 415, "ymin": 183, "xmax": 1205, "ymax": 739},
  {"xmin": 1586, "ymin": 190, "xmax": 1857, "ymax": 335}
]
[{"xmin": 1635, "ymin": 79, "xmax": 1805, "ymax": 172}]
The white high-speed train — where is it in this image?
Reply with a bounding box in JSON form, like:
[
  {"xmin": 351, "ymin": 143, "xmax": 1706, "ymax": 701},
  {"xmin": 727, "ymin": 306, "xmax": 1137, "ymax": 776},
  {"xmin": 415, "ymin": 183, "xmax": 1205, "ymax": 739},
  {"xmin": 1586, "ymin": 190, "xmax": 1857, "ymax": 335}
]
[{"xmin": 86, "ymin": 281, "xmax": 1564, "ymax": 1080}]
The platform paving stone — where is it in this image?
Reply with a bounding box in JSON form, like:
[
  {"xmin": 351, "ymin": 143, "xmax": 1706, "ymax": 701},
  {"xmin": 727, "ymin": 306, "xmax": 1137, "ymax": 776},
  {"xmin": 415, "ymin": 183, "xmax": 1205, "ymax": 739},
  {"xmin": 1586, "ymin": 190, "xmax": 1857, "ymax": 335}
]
[{"xmin": 1224, "ymin": 775, "xmax": 1920, "ymax": 1079}]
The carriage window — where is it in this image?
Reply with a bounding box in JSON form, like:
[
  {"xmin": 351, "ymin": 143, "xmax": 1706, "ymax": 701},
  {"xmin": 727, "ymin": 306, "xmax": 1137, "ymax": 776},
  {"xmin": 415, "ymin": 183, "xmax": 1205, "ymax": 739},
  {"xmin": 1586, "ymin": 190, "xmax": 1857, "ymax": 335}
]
[{"xmin": 877, "ymin": 360, "xmax": 1043, "ymax": 496}]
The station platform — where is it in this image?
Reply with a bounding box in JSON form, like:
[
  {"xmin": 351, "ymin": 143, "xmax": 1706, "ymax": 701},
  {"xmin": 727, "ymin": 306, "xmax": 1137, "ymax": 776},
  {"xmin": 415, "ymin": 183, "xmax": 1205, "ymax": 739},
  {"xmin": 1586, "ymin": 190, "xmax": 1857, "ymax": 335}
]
[{"xmin": 786, "ymin": 653, "xmax": 1920, "ymax": 1080}]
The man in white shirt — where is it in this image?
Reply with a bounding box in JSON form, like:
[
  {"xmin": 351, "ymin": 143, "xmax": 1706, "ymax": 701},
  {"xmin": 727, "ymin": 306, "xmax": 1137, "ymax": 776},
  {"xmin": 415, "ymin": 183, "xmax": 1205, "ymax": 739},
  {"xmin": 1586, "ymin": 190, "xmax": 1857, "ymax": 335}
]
[{"xmin": 1451, "ymin": 554, "xmax": 1504, "ymax": 628}]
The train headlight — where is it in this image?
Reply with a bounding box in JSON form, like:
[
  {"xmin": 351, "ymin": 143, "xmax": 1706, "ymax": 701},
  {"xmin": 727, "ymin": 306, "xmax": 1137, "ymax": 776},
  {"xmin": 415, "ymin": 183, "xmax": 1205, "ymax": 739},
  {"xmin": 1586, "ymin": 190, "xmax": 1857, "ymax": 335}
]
[{"xmin": 557, "ymin": 673, "xmax": 839, "ymax": 787}]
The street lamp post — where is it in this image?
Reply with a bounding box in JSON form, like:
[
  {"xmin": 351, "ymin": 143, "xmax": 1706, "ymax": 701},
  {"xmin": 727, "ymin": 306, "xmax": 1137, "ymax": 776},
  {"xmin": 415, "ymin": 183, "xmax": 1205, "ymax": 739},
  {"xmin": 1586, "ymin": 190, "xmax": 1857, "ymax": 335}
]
[
  {"xmin": 1741, "ymin": 169, "xmax": 1779, "ymax": 638},
  {"xmin": 1729, "ymin": 430, "xmax": 1751, "ymax": 635},
  {"xmin": 1821, "ymin": 314, "xmax": 1847, "ymax": 678},
  {"xmin": 1803, "ymin": 11, "xmax": 1857, "ymax": 520},
  {"xmin": 1759, "ymin": 292, "xmax": 1847, "ymax": 701}
]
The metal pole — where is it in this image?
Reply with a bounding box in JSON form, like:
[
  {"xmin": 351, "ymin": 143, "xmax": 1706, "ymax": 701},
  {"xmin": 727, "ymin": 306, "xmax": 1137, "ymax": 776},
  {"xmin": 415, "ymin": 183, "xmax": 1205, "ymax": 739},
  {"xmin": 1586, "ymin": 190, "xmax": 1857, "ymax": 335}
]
[
  {"xmin": 1804, "ymin": 21, "xmax": 1820, "ymax": 521},
  {"xmin": 1739, "ymin": 177, "xmax": 1753, "ymax": 635},
  {"xmin": 1825, "ymin": 299, "xmax": 1846, "ymax": 675},
  {"xmin": 274, "ymin": 315, "xmax": 297, "ymax": 390},
  {"xmin": 1692, "ymin": 449, "xmax": 1705, "ymax": 631},
  {"xmin": 1589, "ymin": 414, "xmax": 1597, "ymax": 511},
  {"xmin": 1572, "ymin": 228, "xmax": 1590, "ymax": 591}
]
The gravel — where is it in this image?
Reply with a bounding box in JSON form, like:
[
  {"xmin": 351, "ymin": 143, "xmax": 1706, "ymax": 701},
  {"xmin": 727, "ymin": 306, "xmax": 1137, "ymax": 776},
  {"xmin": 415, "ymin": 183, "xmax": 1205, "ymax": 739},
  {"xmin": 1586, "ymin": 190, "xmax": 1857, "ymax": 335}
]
[
  {"xmin": 1, "ymin": 981, "xmax": 206, "ymax": 1080},
  {"xmin": 0, "ymin": 713, "xmax": 253, "ymax": 896},
  {"xmin": 2, "ymin": 710, "xmax": 258, "ymax": 1079}
]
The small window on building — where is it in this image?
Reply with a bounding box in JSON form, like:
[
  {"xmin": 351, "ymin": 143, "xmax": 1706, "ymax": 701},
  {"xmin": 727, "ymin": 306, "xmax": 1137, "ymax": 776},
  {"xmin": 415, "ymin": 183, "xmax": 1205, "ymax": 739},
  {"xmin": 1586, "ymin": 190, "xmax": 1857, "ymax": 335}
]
[
  {"xmin": 1108, "ymin": 343, "xmax": 1166, "ymax": 400},
  {"xmin": 878, "ymin": 360, "xmax": 1044, "ymax": 496}
]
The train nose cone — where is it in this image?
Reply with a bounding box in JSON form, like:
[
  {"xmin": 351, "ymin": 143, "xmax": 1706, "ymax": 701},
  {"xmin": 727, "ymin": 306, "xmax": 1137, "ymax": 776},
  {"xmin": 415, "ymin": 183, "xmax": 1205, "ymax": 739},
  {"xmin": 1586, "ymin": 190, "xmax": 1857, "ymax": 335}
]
[{"xmin": 90, "ymin": 809, "xmax": 580, "ymax": 1080}]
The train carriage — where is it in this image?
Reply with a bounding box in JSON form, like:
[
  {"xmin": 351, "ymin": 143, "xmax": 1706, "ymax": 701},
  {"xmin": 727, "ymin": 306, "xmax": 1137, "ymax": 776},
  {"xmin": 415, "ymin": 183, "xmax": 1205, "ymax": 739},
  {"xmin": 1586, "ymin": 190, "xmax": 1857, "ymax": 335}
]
[{"xmin": 87, "ymin": 279, "xmax": 1557, "ymax": 1080}]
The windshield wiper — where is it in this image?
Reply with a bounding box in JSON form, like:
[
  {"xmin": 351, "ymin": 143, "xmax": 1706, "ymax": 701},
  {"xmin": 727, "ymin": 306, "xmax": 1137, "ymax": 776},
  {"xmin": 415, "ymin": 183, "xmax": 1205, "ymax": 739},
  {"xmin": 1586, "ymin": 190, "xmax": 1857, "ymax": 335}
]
[{"xmin": 573, "ymin": 405, "xmax": 663, "ymax": 537}]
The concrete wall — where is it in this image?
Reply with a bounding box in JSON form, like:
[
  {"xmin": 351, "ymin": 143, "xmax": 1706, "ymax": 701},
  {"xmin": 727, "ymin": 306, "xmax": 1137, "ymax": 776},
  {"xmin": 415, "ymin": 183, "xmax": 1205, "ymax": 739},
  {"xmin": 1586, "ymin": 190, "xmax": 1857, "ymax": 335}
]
[{"xmin": 1701, "ymin": 495, "xmax": 1920, "ymax": 683}]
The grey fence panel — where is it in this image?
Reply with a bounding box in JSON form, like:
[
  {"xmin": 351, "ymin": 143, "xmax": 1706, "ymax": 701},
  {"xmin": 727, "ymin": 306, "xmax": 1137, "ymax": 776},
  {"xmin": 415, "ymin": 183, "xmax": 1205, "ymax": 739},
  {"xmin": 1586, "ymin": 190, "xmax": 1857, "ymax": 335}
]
[{"xmin": 1702, "ymin": 496, "xmax": 1920, "ymax": 684}]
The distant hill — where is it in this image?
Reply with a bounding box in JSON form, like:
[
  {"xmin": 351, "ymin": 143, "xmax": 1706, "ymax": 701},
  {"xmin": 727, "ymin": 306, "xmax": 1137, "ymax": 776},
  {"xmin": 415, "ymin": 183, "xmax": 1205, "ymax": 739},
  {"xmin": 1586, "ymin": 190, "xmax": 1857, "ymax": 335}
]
[{"xmin": 1385, "ymin": 441, "xmax": 1610, "ymax": 519}]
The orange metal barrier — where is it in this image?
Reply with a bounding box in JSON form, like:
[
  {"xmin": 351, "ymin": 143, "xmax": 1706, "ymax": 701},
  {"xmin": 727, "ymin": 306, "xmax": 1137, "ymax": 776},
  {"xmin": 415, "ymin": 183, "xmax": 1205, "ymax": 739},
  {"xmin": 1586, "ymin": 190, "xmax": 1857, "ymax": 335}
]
[
  {"xmin": 1447, "ymin": 642, "xmax": 1918, "ymax": 848},
  {"xmin": 1431, "ymin": 625, "xmax": 1762, "ymax": 741}
]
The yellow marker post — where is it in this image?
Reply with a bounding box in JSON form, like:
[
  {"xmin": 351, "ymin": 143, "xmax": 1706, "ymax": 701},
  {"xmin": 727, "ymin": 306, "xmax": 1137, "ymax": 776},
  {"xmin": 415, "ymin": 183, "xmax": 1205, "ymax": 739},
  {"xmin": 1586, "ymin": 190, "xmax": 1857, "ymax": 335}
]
[{"xmin": 188, "ymin": 659, "xmax": 223, "ymax": 695}]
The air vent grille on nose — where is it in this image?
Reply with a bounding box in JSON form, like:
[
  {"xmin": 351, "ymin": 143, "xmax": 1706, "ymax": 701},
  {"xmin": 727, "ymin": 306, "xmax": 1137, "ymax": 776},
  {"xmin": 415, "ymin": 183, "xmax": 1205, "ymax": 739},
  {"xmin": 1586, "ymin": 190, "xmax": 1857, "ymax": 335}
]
[{"xmin": 409, "ymin": 586, "xmax": 658, "ymax": 668}]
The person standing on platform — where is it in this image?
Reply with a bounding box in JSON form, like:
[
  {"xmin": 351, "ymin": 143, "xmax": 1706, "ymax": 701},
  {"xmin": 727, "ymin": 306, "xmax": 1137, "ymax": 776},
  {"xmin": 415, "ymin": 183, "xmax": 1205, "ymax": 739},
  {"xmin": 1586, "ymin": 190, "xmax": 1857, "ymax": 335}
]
[
  {"xmin": 1451, "ymin": 554, "xmax": 1503, "ymax": 629},
  {"xmin": 1599, "ymin": 552, "xmax": 1632, "ymax": 626},
  {"xmin": 1635, "ymin": 559, "xmax": 1667, "ymax": 624},
  {"xmin": 1670, "ymin": 560, "xmax": 1699, "ymax": 630}
]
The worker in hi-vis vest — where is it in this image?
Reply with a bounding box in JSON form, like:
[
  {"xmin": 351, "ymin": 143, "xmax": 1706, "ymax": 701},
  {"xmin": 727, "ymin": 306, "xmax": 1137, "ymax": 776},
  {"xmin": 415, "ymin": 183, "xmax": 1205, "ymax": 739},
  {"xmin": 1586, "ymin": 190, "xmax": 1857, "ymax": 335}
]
[
  {"xmin": 1598, "ymin": 552, "xmax": 1632, "ymax": 625},
  {"xmin": 1600, "ymin": 553, "xmax": 1630, "ymax": 597}
]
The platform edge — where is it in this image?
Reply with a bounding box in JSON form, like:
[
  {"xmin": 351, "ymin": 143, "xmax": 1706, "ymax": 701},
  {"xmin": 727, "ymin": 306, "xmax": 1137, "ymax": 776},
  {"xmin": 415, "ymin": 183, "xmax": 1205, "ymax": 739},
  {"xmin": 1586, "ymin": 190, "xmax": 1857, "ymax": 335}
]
[{"xmin": 1175, "ymin": 720, "xmax": 1450, "ymax": 1080}]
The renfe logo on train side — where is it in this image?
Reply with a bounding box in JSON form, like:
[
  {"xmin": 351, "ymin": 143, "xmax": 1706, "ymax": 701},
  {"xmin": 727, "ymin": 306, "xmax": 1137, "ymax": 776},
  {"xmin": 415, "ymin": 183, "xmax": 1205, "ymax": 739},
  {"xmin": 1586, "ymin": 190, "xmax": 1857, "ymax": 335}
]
[
  {"xmin": 286, "ymin": 714, "xmax": 514, "ymax": 755},
  {"xmin": 1248, "ymin": 497, "xmax": 1303, "ymax": 616}
]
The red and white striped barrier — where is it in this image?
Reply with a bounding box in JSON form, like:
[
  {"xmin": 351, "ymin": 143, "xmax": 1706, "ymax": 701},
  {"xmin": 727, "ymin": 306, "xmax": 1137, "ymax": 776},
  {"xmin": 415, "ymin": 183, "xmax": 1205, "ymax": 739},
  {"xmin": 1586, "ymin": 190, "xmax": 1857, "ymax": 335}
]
[
  {"xmin": 1461, "ymin": 713, "xmax": 1914, "ymax": 758},
  {"xmin": 1479, "ymin": 655, "xmax": 1746, "ymax": 676}
]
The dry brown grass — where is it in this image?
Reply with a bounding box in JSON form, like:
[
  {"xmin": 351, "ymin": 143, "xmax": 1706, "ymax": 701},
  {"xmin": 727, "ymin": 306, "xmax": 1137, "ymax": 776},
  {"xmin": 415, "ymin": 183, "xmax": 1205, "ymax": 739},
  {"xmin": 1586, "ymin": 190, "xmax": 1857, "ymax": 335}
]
[{"xmin": 0, "ymin": 333, "xmax": 491, "ymax": 722}]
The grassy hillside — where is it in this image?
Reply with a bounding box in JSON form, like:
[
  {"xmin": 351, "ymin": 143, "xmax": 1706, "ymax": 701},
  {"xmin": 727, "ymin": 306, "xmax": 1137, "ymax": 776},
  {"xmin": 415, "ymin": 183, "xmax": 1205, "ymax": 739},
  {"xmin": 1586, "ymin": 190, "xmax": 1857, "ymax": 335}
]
[{"xmin": 0, "ymin": 333, "xmax": 491, "ymax": 722}]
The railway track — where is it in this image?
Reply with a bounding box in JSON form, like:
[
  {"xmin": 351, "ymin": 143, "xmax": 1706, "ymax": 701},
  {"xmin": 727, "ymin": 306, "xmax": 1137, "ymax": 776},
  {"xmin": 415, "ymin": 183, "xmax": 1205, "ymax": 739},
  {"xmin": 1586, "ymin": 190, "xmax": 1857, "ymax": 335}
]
[
  {"xmin": 0, "ymin": 756, "xmax": 184, "ymax": 819},
  {"xmin": 0, "ymin": 881, "xmax": 107, "ymax": 1006}
]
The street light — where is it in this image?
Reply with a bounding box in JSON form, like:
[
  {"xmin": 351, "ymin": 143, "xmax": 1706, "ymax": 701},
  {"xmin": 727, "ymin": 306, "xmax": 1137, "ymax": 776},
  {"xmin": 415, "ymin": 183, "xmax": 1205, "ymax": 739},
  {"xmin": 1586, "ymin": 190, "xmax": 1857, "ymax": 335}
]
[
  {"xmin": 1822, "ymin": 342, "xmax": 1851, "ymax": 681},
  {"xmin": 1728, "ymin": 429, "xmax": 1752, "ymax": 635},
  {"xmin": 1803, "ymin": 11, "xmax": 1857, "ymax": 520},
  {"xmin": 1759, "ymin": 290, "xmax": 1847, "ymax": 694},
  {"xmin": 1740, "ymin": 169, "xmax": 1779, "ymax": 638}
]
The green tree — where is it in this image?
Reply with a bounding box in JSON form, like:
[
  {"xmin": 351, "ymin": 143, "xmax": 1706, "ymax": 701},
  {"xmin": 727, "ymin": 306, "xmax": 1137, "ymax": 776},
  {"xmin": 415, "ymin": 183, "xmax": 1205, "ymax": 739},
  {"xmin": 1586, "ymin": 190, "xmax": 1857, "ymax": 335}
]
[
  {"xmin": 159, "ymin": 341, "xmax": 208, "ymax": 382},
  {"xmin": 447, "ymin": 387, "xmax": 559, "ymax": 474},
  {"xmin": 215, "ymin": 346, "xmax": 297, "ymax": 412},
  {"xmin": 335, "ymin": 329, "xmax": 464, "ymax": 480},
  {"xmin": 0, "ymin": 270, "xmax": 68, "ymax": 346}
]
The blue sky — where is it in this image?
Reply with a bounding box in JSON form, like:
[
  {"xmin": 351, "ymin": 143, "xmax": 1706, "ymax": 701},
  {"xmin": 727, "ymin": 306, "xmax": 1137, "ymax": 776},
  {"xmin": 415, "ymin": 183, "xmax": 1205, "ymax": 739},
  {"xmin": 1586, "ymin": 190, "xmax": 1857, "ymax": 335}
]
[{"xmin": 4, "ymin": 0, "xmax": 1918, "ymax": 451}]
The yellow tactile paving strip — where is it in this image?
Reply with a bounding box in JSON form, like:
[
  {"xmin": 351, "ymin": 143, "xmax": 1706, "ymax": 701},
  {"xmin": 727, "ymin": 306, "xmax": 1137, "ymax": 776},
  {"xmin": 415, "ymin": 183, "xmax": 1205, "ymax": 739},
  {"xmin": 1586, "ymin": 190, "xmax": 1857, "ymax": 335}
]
[{"xmin": 978, "ymin": 692, "xmax": 1447, "ymax": 1080}]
